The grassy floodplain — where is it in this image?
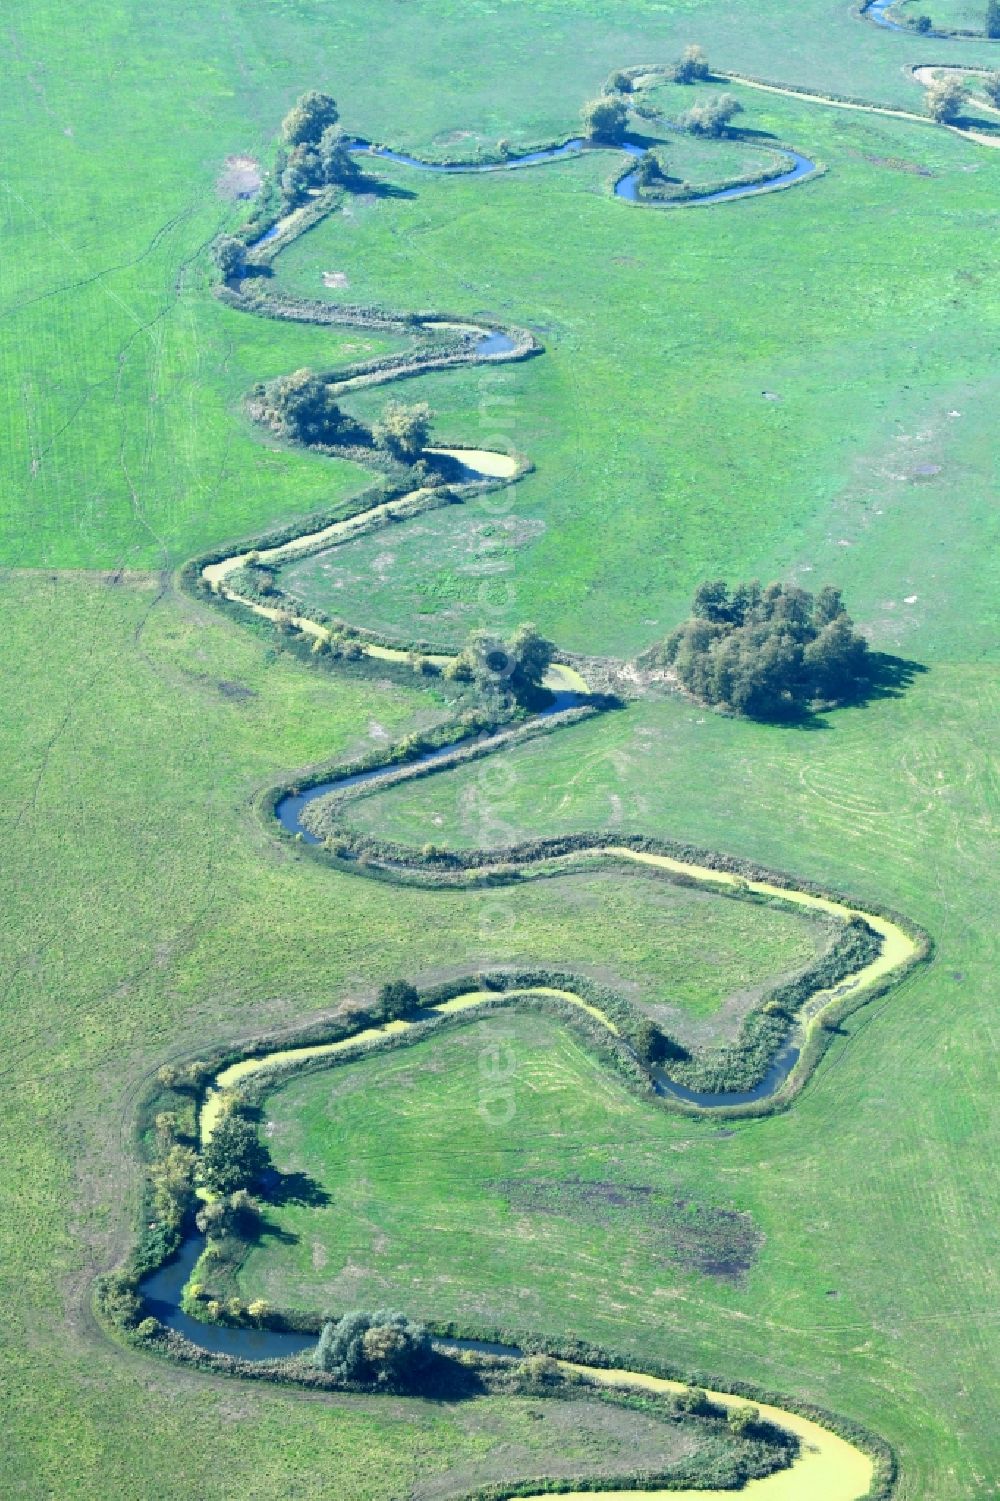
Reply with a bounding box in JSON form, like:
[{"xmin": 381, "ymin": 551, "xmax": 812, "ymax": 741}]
[
  {"xmin": 3, "ymin": 0, "xmax": 999, "ymax": 1497},
  {"xmin": 269, "ymin": 83, "xmax": 1000, "ymax": 656}
]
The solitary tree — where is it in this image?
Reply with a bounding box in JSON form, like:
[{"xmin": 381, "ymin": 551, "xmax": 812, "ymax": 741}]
[
  {"xmin": 983, "ymin": 70, "xmax": 1000, "ymax": 104},
  {"xmin": 674, "ymin": 44, "xmax": 710, "ymax": 84},
  {"xmin": 581, "ymin": 94, "xmax": 630, "ymax": 144},
  {"xmin": 925, "ymin": 71, "xmax": 967, "ymax": 121},
  {"xmin": 282, "ymin": 89, "xmax": 339, "ymax": 146},
  {"xmin": 372, "ymin": 400, "xmax": 433, "ymax": 459},
  {"xmin": 914, "ymin": 14, "xmax": 933, "ymax": 32},
  {"xmin": 988, "ymin": 0, "xmax": 1000, "ymax": 38},
  {"xmin": 374, "ymin": 979, "xmax": 420, "ymax": 1021},
  {"xmin": 678, "ymin": 93, "xmax": 744, "ymax": 137},
  {"xmin": 605, "ymin": 69, "xmax": 632, "ymax": 94},
  {"xmin": 636, "ymin": 150, "xmax": 665, "ymax": 189},
  {"xmin": 199, "ymin": 1114, "xmax": 270, "ymax": 1197},
  {"xmin": 213, "ymin": 235, "xmax": 247, "ymax": 282}
]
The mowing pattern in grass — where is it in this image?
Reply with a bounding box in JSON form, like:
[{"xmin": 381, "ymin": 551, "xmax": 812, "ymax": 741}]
[{"xmin": 5, "ymin": 1, "xmax": 999, "ymax": 1496}]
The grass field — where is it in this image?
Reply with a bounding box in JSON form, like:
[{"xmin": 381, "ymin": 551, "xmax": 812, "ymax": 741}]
[
  {"xmin": 897, "ymin": 0, "xmax": 994, "ymax": 30},
  {"xmin": 4, "ymin": 0, "xmax": 999, "ymax": 1497},
  {"xmin": 268, "ymin": 85, "xmax": 1000, "ymax": 656}
]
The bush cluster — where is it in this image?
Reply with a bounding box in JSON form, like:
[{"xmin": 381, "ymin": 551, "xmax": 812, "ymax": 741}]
[
  {"xmin": 278, "ymin": 91, "xmax": 361, "ymax": 204},
  {"xmin": 314, "ymin": 1309, "xmax": 433, "ymax": 1388},
  {"xmin": 678, "ymin": 93, "xmax": 743, "ymax": 137}
]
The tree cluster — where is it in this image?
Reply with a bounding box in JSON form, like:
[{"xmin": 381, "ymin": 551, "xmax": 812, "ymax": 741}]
[
  {"xmin": 314, "ymin": 1309, "xmax": 432, "ymax": 1388},
  {"xmin": 445, "ymin": 622, "xmax": 555, "ymax": 707},
  {"xmin": 372, "ymin": 400, "xmax": 433, "ymax": 460},
  {"xmin": 279, "ymin": 91, "xmax": 359, "ymax": 203},
  {"xmin": 678, "ymin": 93, "xmax": 743, "ymax": 137},
  {"xmin": 256, "ymin": 368, "xmax": 365, "ymax": 447},
  {"xmin": 659, "ymin": 579, "xmax": 870, "ymax": 718},
  {"xmin": 988, "ymin": 0, "xmax": 1000, "ymax": 38}
]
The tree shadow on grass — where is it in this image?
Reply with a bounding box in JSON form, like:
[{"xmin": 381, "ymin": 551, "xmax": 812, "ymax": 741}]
[
  {"xmin": 743, "ymin": 654, "xmax": 928, "ymax": 732},
  {"xmin": 349, "ymin": 170, "xmax": 417, "ymax": 201},
  {"xmin": 260, "ymin": 1165, "xmax": 332, "ymax": 1209},
  {"xmin": 841, "ymin": 651, "xmax": 928, "ymax": 708}
]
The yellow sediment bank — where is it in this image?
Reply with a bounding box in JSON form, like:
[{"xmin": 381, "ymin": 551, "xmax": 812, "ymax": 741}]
[
  {"xmin": 525, "ymin": 1364, "xmax": 874, "ymax": 1501},
  {"xmin": 425, "ymin": 445, "xmax": 519, "ymax": 477}
]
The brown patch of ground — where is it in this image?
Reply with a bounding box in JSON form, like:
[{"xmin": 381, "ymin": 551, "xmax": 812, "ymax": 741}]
[
  {"xmin": 217, "ymin": 154, "xmax": 263, "ymax": 199},
  {"xmin": 863, "ymin": 153, "xmax": 934, "ymax": 177},
  {"xmin": 492, "ymin": 1176, "xmax": 763, "ymax": 1282},
  {"xmin": 323, "ymin": 271, "xmax": 349, "ymax": 288}
]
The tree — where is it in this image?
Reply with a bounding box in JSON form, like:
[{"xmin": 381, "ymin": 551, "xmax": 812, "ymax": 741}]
[
  {"xmin": 925, "ymin": 72, "xmax": 966, "ymax": 122},
  {"xmin": 802, "ymin": 615, "xmax": 869, "ymax": 699},
  {"xmin": 148, "ymin": 1145, "xmax": 197, "ymax": 1229},
  {"xmin": 213, "ymin": 235, "xmax": 246, "ymax": 283},
  {"xmin": 727, "ymin": 1404, "xmax": 760, "ymax": 1436},
  {"xmin": 372, "ymin": 400, "xmax": 433, "ymax": 459},
  {"xmin": 982, "ymin": 70, "xmax": 1000, "ymax": 105},
  {"xmin": 374, "ymin": 979, "xmax": 420, "ymax": 1021},
  {"xmin": 636, "ymin": 150, "xmax": 665, "ymax": 189},
  {"xmin": 314, "ymin": 1309, "xmax": 432, "ymax": 1387},
  {"xmin": 281, "ymin": 143, "xmax": 323, "ymax": 204},
  {"xmin": 605, "ymin": 69, "xmax": 632, "ymax": 94},
  {"xmin": 263, "ymin": 368, "xmax": 360, "ymax": 447},
  {"xmin": 678, "ymin": 93, "xmax": 743, "ymax": 137},
  {"xmin": 195, "ymin": 1189, "xmax": 260, "ymax": 1238},
  {"xmin": 508, "ymin": 622, "xmax": 555, "ymax": 702},
  {"xmin": 676, "ymin": 1385, "xmax": 712, "ymax": 1415},
  {"xmin": 199, "ymin": 1113, "xmax": 270, "ymax": 1197},
  {"xmin": 674, "ymin": 44, "xmax": 710, "ymax": 84},
  {"xmin": 157, "ymin": 1060, "xmax": 213, "ymax": 1092},
  {"xmin": 988, "ymin": 0, "xmax": 1000, "ymax": 38},
  {"xmin": 581, "ymin": 94, "xmax": 629, "ymax": 144},
  {"xmin": 282, "ymin": 89, "xmax": 339, "ymax": 147},
  {"xmin": 448, "ymin": 622, "xmax": 554, "ymax": 706},
  {"xmin": 914, "ymin": 13, "xmax": 932, "ymax": 31},
  {"xmin": 318, "ymin": 124, "xmax": 358, "ymax": 184}
]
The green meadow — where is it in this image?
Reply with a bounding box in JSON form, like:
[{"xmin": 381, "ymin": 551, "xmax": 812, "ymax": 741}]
[
  {"xmin": 270, "ymin": 84, "xmax": 1000, "ymax": 656},
  {"xmin": 3, "ymin": 0, "xmax": 998, "ymax": 1497}
]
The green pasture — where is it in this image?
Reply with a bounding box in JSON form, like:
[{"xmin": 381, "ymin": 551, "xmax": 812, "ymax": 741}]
[
  {"xmin": 269, "ymin": 85, "xmax": 1000, "ymax": 656},
  {"xmin": 0, "ymin": 575, "xmax": 831, "ymax": 1496},
  {"xmin": 897, "ymin": 0, "xmax": 996, "ymax": 31},
  {"xmin": 5, "ymin": 0, "xmax": 1000, "ymax": 576},
  {"xmin": 241, "ymin": 1010, "xmax": 773, "ymax": 1325},
  {"xmin": 3, "ymin": 0, "xmax": 999, "ymax": 1497}
]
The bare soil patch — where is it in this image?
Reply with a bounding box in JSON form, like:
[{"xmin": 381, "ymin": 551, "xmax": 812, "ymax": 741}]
[{"xmin": 217, "ymin": 154, "xmax": 263, "ymax": 199}]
